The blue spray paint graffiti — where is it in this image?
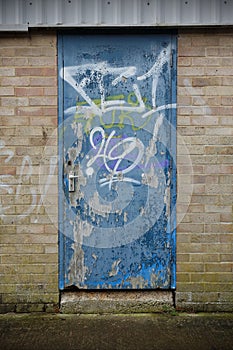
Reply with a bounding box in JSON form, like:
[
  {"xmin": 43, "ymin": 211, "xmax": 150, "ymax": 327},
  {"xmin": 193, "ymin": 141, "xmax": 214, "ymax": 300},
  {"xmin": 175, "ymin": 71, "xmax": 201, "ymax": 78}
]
[{"xmin": 58, "ymin": 34, "xmax": 176, "ymax": 289}]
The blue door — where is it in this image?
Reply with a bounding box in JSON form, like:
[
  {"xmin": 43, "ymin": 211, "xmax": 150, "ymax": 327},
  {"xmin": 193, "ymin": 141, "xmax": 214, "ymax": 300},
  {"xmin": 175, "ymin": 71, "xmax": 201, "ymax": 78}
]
[{"xmin": 58, "ymin": 33, "xmax": 176, "ymax": 290}]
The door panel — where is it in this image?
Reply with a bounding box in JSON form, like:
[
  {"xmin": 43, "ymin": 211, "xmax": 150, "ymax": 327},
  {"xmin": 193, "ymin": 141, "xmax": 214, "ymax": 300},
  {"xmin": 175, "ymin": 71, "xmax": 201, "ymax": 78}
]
[{"xmin": 58, "ymin": 34, "xmax": 176, "ymax": 290}]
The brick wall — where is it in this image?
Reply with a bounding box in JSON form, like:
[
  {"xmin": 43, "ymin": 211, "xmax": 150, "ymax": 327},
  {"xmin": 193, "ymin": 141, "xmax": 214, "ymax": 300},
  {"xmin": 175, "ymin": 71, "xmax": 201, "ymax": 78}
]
[
  {"xmin": 0, "ymin": 29, "xmax": 232, "ymax": 313},
  {"xmin": 176, "ymin": 29, "xmax": 233, "ymax": 311},
  {"xmin": 0, "ymin": 31, "xmax": 59, "ymax": 312}
]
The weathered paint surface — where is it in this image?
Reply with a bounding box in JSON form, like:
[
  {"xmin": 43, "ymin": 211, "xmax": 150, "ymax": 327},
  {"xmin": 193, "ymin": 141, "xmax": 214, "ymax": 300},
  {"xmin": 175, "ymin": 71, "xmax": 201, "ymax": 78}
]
[{"xmin": 58, "ymin": 34, "xmax": 176, "ymax": 290}]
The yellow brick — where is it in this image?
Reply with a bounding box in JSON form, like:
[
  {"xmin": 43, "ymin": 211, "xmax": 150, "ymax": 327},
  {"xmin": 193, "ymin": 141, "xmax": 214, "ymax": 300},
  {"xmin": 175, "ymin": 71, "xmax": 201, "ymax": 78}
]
[
  {"xmin": 192, "ymin": 57, "xmax": 221, "ymax": 66},
  {"xmin": 191, "ymin": 36, "xmax": 219, "ymax": 46},
  {"xmin": 177, "ymin": 282, "xmax": 200, "ymax": 293},
  {"xmin": 177, "ymin": 263, "xmax": 204, "ymax": 273},
  {"xmin": 192, "ymin": 292, "xmax": 219, "ymax": 303},
  {"xmin": 176, "ymin": 273, "xmax": 190, "ymax": 282},
  {"xmin": 205, "ymin": 263, "xmax": 232, "ymax": 273},
  {"xmin": 2, "ymin": 57, "xmax": 28, "ymax": 66}
]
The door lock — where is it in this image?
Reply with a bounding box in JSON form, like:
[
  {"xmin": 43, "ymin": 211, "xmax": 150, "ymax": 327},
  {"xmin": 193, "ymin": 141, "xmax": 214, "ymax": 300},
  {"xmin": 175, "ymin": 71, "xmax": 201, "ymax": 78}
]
[{"xmin": 68, "ymin": 171, "xmax": 79, "ymax": 192}]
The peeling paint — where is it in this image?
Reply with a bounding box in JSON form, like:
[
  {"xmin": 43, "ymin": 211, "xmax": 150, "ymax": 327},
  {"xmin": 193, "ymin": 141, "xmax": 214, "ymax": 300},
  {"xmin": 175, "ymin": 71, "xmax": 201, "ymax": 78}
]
[
  {"xmin": 141, "ymin": 165, "xmax": 159, "ymax": 188},
  {"xmin": 92, "ymin": 253, "xmax": 98, "ymax": 261},
  {"xmin": 139, "ymin": 206, "xmax": 145, "ymax": 216},
  {"xmin": 164, "ymin": 185, "xmax": 170, "ymax": 208},
  {"xmin": 89, "ymin": 191, "xmax": 113, "ymax": 215},
  {"xmin": 145, "ymin": 113, "xmax": 164, "ymax": 167},
  {"xmin": 123, "ymin": 211, "xmax": 128, "ymax": 223},
  {"xmin": 126, "ymin": 276, "xmax": 148, "ymax": 289},
  {"xmin": 68, "ymin": 243, "xmax": 88, "ymax": 288},
  {"xmin": 109, "ymin": 259, "xmax": 121, "ymax": 277},
  {"xmin": 59, "ymin": 34, "xmax": 176, "ymax": 290}
]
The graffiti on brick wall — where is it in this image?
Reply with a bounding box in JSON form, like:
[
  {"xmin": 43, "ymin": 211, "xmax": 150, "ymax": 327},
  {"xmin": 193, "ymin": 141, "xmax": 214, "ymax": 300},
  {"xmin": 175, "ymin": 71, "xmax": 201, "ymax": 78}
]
[{"xmin": 0, "ymin": 139, "xmax": 57, "ymax": 223}]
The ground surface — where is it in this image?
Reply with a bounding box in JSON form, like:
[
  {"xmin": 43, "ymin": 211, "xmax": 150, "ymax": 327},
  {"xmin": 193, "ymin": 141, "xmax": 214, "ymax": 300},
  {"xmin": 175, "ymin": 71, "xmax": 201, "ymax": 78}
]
[{"xmin": 0, "ymin": 313, "xmax": 233, "ymax": 350}]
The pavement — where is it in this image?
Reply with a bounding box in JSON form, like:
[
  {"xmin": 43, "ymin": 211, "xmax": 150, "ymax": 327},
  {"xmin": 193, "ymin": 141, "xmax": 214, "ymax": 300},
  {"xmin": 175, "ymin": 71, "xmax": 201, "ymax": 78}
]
[{"xmin": 0, "ymin": 312, "xmax": 233, "ymax": 350}]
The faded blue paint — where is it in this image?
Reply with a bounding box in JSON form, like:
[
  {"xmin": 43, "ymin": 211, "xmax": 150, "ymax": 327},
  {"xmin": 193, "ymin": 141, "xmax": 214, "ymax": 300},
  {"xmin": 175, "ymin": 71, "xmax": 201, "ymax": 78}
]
[{"xmin": 58, "ymin": 34, "xmax": 177, "ymax": 290}]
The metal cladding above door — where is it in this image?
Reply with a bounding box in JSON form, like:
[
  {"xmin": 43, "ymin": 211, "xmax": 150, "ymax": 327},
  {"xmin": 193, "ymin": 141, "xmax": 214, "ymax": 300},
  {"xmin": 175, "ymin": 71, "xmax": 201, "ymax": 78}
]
[
  {"xmin": 58, "ymin": 33, "xmax": 177, "ymax": 290},
  {"xmin": 0, "ymin": 0, "xmax": 233, "ymax": 31}
]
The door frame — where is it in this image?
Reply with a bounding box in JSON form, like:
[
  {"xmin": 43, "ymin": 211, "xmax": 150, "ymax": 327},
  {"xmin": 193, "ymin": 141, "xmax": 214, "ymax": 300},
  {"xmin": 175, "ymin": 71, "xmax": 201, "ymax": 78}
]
[{"xmin": 57, "ymin": 29, "xmax": 177, "ymax": 291}]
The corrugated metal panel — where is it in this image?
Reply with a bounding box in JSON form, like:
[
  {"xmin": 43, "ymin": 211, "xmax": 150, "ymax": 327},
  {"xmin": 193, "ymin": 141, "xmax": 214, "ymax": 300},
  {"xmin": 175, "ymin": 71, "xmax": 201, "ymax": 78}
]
[{"xmin": 0, "ymin": 0, "xmax": 233, "ymax": 31}]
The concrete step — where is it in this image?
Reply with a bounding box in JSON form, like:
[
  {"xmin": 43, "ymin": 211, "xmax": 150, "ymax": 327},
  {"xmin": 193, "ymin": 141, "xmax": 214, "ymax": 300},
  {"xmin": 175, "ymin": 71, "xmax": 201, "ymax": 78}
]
[{"xmin": 60, "ymin": 290, "xmax": 174, "ymax": 314}]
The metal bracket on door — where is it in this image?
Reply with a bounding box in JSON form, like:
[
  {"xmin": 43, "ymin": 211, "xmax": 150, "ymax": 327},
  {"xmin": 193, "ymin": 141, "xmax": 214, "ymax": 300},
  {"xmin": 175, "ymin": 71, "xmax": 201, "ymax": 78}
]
[{"xmin": 68, "ymin": 171, "xmax": 79, "ymax": 192}]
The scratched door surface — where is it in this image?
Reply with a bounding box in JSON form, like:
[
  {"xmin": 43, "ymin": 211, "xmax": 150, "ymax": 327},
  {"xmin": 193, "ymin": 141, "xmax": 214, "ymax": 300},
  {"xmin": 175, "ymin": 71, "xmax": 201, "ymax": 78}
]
[{"xmin": 58, "ymin": 34, "xmax": 176, "ymax": 290}]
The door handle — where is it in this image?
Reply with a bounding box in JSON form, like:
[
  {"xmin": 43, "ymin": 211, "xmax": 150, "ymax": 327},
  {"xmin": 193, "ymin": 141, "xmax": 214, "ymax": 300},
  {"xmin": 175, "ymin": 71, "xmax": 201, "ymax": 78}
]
[{"xmin": 68, "ymin": 171, "xmax": 79, "ymax": 192}]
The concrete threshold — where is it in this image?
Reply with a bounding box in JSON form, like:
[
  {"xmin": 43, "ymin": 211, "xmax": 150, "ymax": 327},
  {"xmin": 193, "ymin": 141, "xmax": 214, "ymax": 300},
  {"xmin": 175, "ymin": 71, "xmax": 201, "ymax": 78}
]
[{"xmin": 60, "ymin": 290, "xmax": 174, "ymax": 314}]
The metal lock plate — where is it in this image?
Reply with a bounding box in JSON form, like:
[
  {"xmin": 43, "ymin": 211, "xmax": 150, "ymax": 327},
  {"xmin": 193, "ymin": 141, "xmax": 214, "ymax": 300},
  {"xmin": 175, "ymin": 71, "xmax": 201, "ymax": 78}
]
[{"xmin": 68, "ymin": 171, "xmax": 79, "ymax": 192}]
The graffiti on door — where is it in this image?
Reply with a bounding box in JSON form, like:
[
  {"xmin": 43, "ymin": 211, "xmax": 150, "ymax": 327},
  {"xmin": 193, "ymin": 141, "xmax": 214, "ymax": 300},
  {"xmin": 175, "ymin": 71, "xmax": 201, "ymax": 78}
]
[{"xmin": 59, "ymin": 34, "xmax": 177, "ymax": 289}]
